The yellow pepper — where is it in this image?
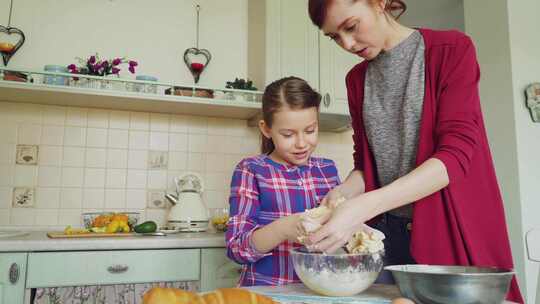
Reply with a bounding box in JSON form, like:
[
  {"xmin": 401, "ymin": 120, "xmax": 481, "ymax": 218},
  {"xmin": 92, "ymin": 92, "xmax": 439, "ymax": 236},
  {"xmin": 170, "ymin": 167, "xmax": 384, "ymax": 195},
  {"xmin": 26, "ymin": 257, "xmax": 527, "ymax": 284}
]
[{"xmin": 106, "ymin": 220, "xmax": 130, "ymax": 233}]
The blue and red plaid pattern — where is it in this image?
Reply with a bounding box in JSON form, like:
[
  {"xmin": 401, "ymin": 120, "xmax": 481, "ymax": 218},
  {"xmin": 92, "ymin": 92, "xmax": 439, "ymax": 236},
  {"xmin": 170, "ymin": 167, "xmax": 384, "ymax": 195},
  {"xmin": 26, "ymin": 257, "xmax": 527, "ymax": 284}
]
[{"xmin": 226, "ymin": 154, "xmax": 340, "ymax": 286}]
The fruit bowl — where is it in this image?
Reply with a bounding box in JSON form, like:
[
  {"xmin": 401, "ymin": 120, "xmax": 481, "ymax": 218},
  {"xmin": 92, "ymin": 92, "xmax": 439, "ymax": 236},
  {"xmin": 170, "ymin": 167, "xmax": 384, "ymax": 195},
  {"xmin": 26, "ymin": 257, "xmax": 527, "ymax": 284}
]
[
  {"xmin": 290, "ymin": 247, "xmax": 384, "ymax": 296},
  {"xmin": 81, "ymin": 212, "xmax": 140, "ymax": 230}
]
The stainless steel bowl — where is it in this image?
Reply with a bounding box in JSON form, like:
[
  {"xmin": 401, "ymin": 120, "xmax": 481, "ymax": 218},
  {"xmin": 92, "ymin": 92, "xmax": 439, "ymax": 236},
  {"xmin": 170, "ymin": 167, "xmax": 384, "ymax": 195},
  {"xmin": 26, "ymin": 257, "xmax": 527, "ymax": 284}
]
[
  {"xmin": 291, "ymin": 247, "xmax": 384, "ymax": 296},
  {"xmin": 385, "ymin": 265, "xmax": 514, "ymax": 304}
]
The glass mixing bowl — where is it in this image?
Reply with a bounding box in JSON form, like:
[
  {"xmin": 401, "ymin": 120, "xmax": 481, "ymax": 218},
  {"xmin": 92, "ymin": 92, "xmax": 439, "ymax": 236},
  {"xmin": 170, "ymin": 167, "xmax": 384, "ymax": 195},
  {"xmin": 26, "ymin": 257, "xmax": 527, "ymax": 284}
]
[{"xmin": 290, "ymin": 247, "xmax": 384, "ymax": 296}]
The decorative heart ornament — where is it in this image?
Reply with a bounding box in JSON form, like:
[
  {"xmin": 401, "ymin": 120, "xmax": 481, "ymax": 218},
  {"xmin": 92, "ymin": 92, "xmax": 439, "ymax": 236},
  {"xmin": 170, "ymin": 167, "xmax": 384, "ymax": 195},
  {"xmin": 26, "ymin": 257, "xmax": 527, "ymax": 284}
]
[
  {"xmin": 183, "ymin": 47, "xmax": 211, "ymax": 84},
  {"xmin": 0, "ymin": 25, "xmax": 25, "ymax": 66}
]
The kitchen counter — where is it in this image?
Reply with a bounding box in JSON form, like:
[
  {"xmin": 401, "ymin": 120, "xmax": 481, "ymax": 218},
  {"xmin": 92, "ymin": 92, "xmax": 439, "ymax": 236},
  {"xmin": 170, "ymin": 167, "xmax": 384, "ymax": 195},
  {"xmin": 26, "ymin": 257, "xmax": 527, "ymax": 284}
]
[
  {"xmin": 0, "ymin": 231, "xmax": 226, "ymax": 252},
  {"xmin": 245, "ymin": 284, "xmax": 518, "ymax": 304}
]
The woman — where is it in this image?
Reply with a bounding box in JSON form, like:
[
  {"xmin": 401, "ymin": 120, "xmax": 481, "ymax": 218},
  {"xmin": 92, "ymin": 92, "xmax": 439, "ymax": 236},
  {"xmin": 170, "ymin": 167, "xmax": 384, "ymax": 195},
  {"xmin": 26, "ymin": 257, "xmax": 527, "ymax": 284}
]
[{"xmin": 305, "ymin": 0, "xmax": 523, "ymax": 302}]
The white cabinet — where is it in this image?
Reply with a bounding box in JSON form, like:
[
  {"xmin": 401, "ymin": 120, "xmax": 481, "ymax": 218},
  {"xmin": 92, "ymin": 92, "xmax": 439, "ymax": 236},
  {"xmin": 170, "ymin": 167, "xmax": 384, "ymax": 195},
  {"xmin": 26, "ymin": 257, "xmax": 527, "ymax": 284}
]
[
  {"xmin": 262, "ymin": 0, "xmax": 361, "ymax": 115},
  {"xmin": 0, "ymin": 253, "xmax": 27, "ymax": 304}
]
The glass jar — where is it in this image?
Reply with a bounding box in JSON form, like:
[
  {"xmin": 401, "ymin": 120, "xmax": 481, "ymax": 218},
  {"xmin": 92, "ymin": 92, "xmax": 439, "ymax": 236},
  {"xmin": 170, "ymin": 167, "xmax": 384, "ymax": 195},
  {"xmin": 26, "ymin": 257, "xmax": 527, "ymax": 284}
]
[
  {"xmin": 43, "ymin": 65, "xmax": 68, "ymax": 86},
  {"xmin": 127, "ymin": 75, "xmax": 158, "ymax": 94}
]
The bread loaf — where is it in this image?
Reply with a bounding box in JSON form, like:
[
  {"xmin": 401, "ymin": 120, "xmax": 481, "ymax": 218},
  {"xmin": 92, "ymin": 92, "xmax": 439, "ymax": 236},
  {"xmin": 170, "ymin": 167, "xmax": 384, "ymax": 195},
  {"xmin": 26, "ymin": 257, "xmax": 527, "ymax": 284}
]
[
  {"xmin": 142, "ymin": 287, "xmax": 204, "ymax": 304},
  {"xmin": 202, "ymin": 288, "xmax": 278, "ymax": 304},
  {"xmin": 142, "ymin": 287, "xmax": 278, "ymax": 304}
]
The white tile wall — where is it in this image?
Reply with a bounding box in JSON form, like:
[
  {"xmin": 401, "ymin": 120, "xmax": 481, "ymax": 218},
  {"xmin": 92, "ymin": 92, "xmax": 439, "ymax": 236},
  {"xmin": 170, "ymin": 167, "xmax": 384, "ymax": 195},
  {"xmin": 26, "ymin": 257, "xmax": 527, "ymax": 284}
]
[{"xmin": 0, "ymin": 102, "xmax": 354, "ymax": 229}]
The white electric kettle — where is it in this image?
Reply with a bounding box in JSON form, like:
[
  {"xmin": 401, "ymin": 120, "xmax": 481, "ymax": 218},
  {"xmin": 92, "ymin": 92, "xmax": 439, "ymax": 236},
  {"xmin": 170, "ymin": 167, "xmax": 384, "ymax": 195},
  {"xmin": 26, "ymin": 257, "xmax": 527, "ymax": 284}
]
[{"xmin": 166, "ymin": 173, "xmax": 209, "ymax": 232}]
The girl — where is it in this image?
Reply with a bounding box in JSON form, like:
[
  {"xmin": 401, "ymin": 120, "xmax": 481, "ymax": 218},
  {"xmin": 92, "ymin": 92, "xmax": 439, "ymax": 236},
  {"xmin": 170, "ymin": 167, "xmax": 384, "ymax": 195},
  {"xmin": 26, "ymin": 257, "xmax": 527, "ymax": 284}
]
[
  {"xmin": 305, "ymin": 0, "xmax": 523, "ymax": 302},
  {"xmin": 225, "ymin": 77, "xmax": 340, "ymax": 286}
]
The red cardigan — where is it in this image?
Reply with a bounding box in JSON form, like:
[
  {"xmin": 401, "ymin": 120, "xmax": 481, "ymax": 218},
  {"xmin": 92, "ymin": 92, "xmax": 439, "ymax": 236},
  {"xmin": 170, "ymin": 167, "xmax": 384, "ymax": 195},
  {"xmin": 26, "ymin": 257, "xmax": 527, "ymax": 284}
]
[{"xmin": 345, "ymin": 28, "xmax": 523, "ymax": 303}]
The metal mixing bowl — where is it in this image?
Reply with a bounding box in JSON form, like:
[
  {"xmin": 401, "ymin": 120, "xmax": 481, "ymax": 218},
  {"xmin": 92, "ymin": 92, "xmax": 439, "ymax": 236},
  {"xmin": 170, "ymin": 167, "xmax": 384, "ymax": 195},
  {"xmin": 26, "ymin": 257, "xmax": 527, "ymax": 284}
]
[
  {"xmin": 290, "ymin": 247, "xmax": 384, "ymax": 296},
  {"xmin": 385, "ymin": 265, "xmax": 514, "ymax": 304}
]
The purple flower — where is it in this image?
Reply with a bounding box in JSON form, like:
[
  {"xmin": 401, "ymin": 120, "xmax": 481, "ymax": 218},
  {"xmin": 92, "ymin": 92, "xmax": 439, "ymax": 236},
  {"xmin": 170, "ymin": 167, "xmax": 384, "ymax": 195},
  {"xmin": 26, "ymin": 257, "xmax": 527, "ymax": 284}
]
[
  {"xmin": 67, "ymin": 64, "xmax": 77, "ymax": 71},
  {"xmin": 88, "ymin": 55, "xmax": 96, "ymax": 64},
  {"xmin": 112, "ymin": 58, "xmax": 122, "ymax": 66},
  {"xmin": 128, "ymin": 66, "xmax": 135, "ymax": 74},
  {"xmin": 111, "ymin": 67, "xmax": 120, "ymax": 74},
  {"xmin": 129, "ymin": 60, "xmax": 138, "ymax": 67}
]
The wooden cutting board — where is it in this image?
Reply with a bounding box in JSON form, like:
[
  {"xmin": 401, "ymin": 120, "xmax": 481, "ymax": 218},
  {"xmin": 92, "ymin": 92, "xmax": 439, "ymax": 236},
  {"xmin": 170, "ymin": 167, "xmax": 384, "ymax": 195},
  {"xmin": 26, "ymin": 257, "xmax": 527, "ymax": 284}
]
[{"xmin": 47, "ymin": 232, "xmax": 136, "ymax": 238}]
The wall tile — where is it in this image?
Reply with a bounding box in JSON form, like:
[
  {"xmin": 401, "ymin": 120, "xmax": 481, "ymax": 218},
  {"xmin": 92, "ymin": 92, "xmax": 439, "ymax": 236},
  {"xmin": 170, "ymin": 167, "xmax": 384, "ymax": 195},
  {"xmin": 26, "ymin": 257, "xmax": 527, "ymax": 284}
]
[
  {"xmin": 0, "ymin": 144, "xmax": 16, "ymax": 165},
  {"xmin": 150, "ymin": 132, "xmax": 169, "ymax": 151},
  {"xmin": 128, "ymin": 131, "xmax": 149, "ymax": 150},
  {"xmin": 188, "ymin": 135, "xmax": 208, "ymax": 153},
  {"xmin": 61, "ymin": 167, "xmax": 84, "ymax": 187},
  {"xmin": 126, "ymin": 189, "xmax": 146, "ymax": 209},
  {"xmin": 34, "ymin": 209, "xmax": 59, "ymax": 226},
  {"xmin": 128, "ymin": 150, "xmax": 148, "ymax": 169},
  {"xmin": 63, "ymin": 147, "xmax": 85, "ymax": 167},
  {"xmin": 107, "ymin": 149, "xmax": 128, "ymax": 169},
  {"xmin": 170, "ymin": 115, "xmax": 188, "ymax": 133},
  {"xmin": 130, "ymin": 112, "xmax": 150, "ymax": 130},
  {"xmin": 84, "ymin": 168, "xmax": 106, "ymax": 188},
  {"xmin": 58, "ymin": 209, "xmax": 82, "ymax": 226},
  {"xmin": 0, "ymin": 165, "xmax": 14, "ymax": 186},
  {"xmin": 168, "ymin": 152, "xmax": 187, "ymax": 171},
  {"xmin": 41, "ymin": 125, "xmax": 64, "ymax": 145},
  {"xmin": 187, "ymin": 153, "xmax": 206, "ymax": 172},
  {"xmin": 105, "ymin": 189, "xmax": 126, "ymax": 209},
  {"xmin": 42, "ymin": 106, "xmax": 66, "ymax": 125},
  {"xmin": 127, "ymin": 170, "xmax": 147, "ymax": 189},
  {"xmin": 83, "ymin": 188, "xmax": 105, "ymax": 209},
  {"xmin": 0, "ymin": 209, "xmax": 9, "ymax": 225},
  {"xmin": 60, "ymin": 188, "xmax": 82, "ymax": 209},
  {"xmin": 87, "ymin": 109, "xmax": 109, "ymax": 128},
  {"xmin": 18, "ymin": 124, "xmax": 42, "ymax": 145},
  {"xmin": 106, "ymin": 169, "xmax": 127, "ymax": 188},
  {"xmin": 109, "ymin": 110, "xmax": 130, "ymax": 129},
  {"xmin": 64, "ymin": 127, "xmax": 87, "ymax": 147},
  {"xmin": 86, "ymin": 128, "xmax": 108, "ymax": 147},
  {"xmin": 65, "ymin": 108, "xmax": 88, "ymax": 127},
  {"xmin": 187, "ymin": 116, "xmax": 208, "ymax": 134},
  {"xmin": 85, "ymin": 148, "xmax": 107, "ymax": 168},
  {"xmin": 0, "ymin": 122, "xmax": 18, "ymax": 144},
  {"xmin": 10, "ymin": 208, "xmax": 35, "ymax": 226},
  {"xmin": 35, "ymin": 188, "xmax": 61, "ymax": 209},
  {"xmin": 38, "ymin": 166, "xmax": 62, "ymax": 187},
  {"xmin": 0, "ymin": 187, "xmax": 11, "ymax": 209},
  {"xmin": 150, "ymin": 113, "xmax": 170, "ymax": 132},
  {"xmin": 169, "ymin": 133, "xmax": 188, "ymax": 151},
  {"xmin": 108, "ymin": 129, "xmax": 129, "ymax": 149},
  {"xmin": 147, "ymin": 170, "xmax": 167, "ymax": 189},
  {"xmin": 14, "ymin": 165, "xmax": 38, "ymax": 187}
]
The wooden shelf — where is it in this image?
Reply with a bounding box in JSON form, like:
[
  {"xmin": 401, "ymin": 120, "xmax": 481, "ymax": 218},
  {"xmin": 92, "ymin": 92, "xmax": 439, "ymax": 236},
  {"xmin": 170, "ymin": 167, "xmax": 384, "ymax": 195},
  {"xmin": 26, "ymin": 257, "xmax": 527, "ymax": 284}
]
[{"xmin": 0, "ymin": 78, "xmax": 350, "ymax": 132}]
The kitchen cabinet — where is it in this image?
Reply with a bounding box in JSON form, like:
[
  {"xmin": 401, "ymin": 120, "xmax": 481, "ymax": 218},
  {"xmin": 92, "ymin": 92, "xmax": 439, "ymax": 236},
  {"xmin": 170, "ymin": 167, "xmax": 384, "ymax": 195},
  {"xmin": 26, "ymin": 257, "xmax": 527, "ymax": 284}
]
[
  {"xmin": 262, "ymin": 0, "xmax": 361, "ymax": 116},
  {"xmin": 0, "ymin": 248, "xmax": 240, "ymax": 304},
  {"xmin": 0, "ymin": 253, "xmax": 27, "ymax": 304},
  {"xmin": 26, "ymin": 249, "xmax": 200, "ymax": 288},
  {"xmin": 200, "ymin": 248, "xmax": 242, "ymax": 292}
]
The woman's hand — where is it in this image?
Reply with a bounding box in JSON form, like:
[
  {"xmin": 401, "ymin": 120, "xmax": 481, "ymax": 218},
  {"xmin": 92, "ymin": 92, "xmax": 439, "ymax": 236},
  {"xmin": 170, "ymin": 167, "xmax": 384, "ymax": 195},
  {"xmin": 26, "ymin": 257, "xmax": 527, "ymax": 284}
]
[
  {"xmin": 308, "ymin": 193, "xmax": 378, "ymax": 253},
  {"xmin": 319, "ymin": 187, "xmax": 347, "ymax": 208}
]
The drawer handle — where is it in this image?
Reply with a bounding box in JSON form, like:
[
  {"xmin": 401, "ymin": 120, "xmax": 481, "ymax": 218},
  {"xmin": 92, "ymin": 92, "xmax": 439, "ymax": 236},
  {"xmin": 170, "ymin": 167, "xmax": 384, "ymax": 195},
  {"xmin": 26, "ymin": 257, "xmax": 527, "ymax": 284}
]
[
  {"xmin": 107, "ymin": 264, "xmax": 129, "ymax": 274},
  {"xmin": 9, "ymin": 263, "xmax": 19, "ymax": 284},
  {"xmin": 323, "ymin": 93, "xmax": 331, "ymax": 107}
]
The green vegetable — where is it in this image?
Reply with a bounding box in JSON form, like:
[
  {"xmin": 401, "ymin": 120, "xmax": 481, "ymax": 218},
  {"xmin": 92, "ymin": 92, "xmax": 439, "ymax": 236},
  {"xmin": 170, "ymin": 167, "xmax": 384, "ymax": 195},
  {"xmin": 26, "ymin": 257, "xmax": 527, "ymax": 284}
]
[{"xmin": 134, "ymin": 221, "xmax": 158, "ymax": 233}]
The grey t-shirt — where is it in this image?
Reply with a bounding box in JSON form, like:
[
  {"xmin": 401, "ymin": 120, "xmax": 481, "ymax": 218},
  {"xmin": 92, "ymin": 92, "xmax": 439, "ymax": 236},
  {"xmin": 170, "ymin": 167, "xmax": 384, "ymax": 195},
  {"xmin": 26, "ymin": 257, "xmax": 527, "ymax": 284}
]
[{"xmin": 363, "ymin": 30, "xmax": 425, "ymax": 218}]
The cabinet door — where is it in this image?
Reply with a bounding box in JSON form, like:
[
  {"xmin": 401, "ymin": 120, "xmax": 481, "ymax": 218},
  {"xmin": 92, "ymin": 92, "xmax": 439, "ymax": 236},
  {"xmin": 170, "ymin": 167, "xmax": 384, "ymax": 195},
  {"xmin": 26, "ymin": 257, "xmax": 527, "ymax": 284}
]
[
  {"xmin": 265, "ymin": 0, "xmax": 319, "ymax": 88},
  {"xmin": 0, "ymin": 253, "xmax": 27, "ymax": 304},
  {"xmin": 319, "ymin": 37, "xmax": 363, "ymax": 114},
  {"xmin": 200, "ymin": 248, "xmax": 242, "ymax": 292}
]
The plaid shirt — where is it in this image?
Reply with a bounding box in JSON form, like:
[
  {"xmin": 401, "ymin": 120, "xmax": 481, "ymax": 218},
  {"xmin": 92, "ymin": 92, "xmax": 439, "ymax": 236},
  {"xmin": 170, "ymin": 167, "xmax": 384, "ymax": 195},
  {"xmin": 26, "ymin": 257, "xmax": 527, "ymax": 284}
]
[{"xmin": 226, "ymin": 154, "xmax": 340, "ymax": 286}]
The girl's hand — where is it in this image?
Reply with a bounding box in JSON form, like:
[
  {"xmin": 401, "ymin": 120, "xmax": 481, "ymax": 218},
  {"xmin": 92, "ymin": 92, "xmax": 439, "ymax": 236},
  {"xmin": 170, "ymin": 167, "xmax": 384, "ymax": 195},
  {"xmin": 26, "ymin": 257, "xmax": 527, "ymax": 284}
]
[
  {"xmin": 308, "ymin": 193, "xmax": 377, "ymax": 253},
  {"xmin": 319, "ymin": 187, "xmax": 347, "ymax": 209},
  {"xmin": 277, "ymin": 213, "xmax": 303, "ymax": 242}
]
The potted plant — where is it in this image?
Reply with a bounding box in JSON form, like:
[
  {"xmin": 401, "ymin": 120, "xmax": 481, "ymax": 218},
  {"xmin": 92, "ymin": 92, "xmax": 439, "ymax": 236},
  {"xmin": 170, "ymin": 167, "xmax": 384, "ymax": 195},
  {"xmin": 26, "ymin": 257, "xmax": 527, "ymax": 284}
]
[
  {"xmin": 67, "ymin": 53, "xmax": 138, "ymax": 90},
  {"xmin": 224, "ymin": 77, "xmax": 258, "ymax": 101}
]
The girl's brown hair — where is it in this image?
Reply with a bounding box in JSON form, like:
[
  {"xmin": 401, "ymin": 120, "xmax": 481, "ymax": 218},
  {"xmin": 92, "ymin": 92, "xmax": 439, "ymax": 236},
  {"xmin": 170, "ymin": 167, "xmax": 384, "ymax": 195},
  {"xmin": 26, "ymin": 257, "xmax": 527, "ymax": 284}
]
[
  {"xmin": 260, "ymin": 77, "xmax": 321, "ymax": 154},
  {"xmin": 308, "ymin": 0, "xmax": 407, "ymax": 28}
]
